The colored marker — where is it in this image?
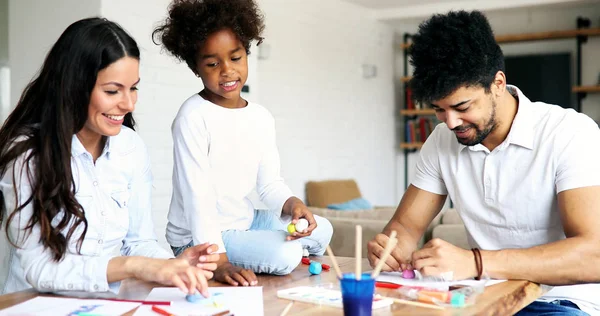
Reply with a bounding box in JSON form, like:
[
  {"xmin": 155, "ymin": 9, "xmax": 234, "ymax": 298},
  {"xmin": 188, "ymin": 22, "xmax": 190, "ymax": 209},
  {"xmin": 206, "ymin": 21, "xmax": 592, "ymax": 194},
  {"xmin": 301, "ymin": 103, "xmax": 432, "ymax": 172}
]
[{"xmin": 151, "ymin": 305, "xmax": 175, "ymax": 316}]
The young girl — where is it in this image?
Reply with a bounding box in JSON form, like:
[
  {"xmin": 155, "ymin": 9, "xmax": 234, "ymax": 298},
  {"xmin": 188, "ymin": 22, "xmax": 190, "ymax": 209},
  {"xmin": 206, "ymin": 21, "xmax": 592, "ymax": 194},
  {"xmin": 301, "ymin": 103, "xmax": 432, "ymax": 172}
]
[
  {"xmin": 0, "ymin": 17, "xmax": 217, "ymax": 296},
  {"xmin": 153, "ymin": 0, "xmax": 333, "ymax": 286}
]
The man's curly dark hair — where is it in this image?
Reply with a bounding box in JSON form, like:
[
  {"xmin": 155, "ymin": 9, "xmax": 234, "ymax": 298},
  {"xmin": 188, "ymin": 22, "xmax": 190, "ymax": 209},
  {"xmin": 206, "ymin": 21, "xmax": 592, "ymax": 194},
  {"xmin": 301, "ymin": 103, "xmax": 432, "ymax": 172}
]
[
  {"xmin": 152, "ymin": 0, "xmax": 265, "ymax": 72},
  {"xmin": 409, "ymin": 10, "xmax": 505, "ymax": 105}
]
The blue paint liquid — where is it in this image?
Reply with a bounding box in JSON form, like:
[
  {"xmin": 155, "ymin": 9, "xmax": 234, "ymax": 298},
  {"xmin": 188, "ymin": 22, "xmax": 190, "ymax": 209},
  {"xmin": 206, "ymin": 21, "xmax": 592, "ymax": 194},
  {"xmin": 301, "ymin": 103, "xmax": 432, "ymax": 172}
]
[
  {"xmin": 342, "ymin": 294, "xmax": 373, "ymax": 316},
  {"xmin": 340, "ymin": 273, "xmax": 375, "ymax": 316}
]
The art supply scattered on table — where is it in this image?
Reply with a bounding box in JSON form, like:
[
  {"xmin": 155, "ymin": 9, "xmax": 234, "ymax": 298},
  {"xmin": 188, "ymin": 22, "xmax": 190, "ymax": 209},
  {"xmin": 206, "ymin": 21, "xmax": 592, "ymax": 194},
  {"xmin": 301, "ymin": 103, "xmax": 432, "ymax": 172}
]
[
  {"xmin": 295, "ymin": 218, "xmax": 309, "ymax": 231},
  {"xmin": 287, "ymin": 218, "xmax": 309, "ymax": 234},
  {"xmin": 301, "ymin": 257, "xmax": 331, "ymax": 275},
  {"xmin": 151, "ymin": 305, "xmax": 175, "ymax": 316},
  {"xmin": 376, "ymin": 270, "xmax": 507, "ymax": 308},
  {"xmin": 355, "ymin": 225, "xmax": 362, "ymax": 280},
  {"xmin": 185, "ymin": 292, "xmax": 205, "ymax": 303},
  {"xmin": 377, "ymin": 295, "xmax": 445, "ymax": 310},
  {"xmin": 276, "ymin": 285, "xmax": 393, "ymax": 310},
  {"xmin": 325, "ymin": 245, "xmax": 343, "ymax": 279},
  {"xmin": 340, "ymin": 272, "xmax": 378, "ymax": 315},
  {"xmin": 132, "ymin": 287, "xmax": 263, "ymax": 316},
  {"xmin": 376, "ymin": 271, "xmax": 506, "ymax": 290},
  {"xmin": 309, "ymin": 261, "xmax": 323, "ymax": 275},
  {"xmin": 0, "ymin": 296, "xmax": 141, "ymax": 316},
  {"xmin": 402, "ymin": 269, "xmax": 416, "ymax": 279},
  {"xmin": 104, "ymin": 298, "xmax": 171, "ymax": 306},
  {"xmin": 370, "ymin": 230, "xmax": 398, "ymax": 279},
  {"xmin": 375, "ymin": 281, "xmax": 402, "ymax": 289},
  {"xmin": 279, "ymin": 301, "xmax": 294, "ymax": 316}
]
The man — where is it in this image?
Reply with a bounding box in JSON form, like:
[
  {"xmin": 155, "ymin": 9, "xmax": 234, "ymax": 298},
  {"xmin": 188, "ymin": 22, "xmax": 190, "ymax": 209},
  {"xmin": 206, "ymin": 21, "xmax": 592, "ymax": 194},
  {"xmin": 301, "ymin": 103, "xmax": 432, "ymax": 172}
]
[{"xmin": 368, "ymin": 10, "xmax": 600, "ymax": 315}]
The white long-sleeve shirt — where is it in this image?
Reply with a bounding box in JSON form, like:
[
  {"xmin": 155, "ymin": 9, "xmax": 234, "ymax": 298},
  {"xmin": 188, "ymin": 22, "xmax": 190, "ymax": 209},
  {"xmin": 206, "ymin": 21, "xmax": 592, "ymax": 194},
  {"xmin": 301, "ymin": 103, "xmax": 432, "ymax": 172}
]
[
  {"xmin": 166, "ymin": 94, "xmax": 294, "ymax": 252},
  {"xmin": 0, "ymin": 127, "xmax": 172, "ymax": 294}
]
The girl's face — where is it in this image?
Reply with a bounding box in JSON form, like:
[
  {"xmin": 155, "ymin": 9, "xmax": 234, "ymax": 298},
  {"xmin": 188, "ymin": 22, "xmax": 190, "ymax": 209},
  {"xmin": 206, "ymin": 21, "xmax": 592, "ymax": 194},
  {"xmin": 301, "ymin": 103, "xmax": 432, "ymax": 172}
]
[
  {"xmin": 195, "ymin": 28, "xmax": 248, "ymax": 108},
  {"xmin": 82, "ymin": 56, "xmax": 139, "ymax": 138}
]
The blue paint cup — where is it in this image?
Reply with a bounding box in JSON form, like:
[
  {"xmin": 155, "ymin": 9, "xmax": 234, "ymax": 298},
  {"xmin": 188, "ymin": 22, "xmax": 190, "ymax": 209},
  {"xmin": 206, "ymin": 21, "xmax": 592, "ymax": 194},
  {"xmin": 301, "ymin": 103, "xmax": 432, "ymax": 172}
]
[{"xmin": 340, "ymin": 273, "xmax": 375, "ymax": 316}]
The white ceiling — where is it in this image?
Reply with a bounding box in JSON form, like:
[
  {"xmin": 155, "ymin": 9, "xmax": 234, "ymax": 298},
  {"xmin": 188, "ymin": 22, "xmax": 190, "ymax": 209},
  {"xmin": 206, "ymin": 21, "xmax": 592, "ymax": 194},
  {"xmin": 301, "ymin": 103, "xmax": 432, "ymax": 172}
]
[
  {"xmin": 341, "ymin": 0, "xmax": 466, "ymax": 10},
  {"xmin": 340, "ymin": 0, "xmax": 598, "ymax": 21}
]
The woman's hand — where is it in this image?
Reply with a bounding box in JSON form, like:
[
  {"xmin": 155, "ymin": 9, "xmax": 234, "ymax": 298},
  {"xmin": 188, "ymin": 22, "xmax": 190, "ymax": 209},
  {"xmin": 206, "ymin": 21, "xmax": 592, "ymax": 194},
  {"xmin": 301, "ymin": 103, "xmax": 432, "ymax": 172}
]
[
  {"xmin": 178, "ymin": 242, "xmax": 220, "ymax": 279},
  {"xmin": 125, "ymin": 257, "xmax": 210, "ymax": 297}
]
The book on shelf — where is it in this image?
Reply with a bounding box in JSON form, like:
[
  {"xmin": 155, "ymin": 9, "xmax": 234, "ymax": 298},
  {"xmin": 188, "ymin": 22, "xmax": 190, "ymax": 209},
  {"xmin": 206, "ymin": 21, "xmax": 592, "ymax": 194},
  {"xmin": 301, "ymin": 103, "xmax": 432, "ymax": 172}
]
[
  {"xmin": 406, "ymin": 87, "xmax": 414, "ymax": 110},
  {"xmin": 405, "ymin": 117, "xmax": 437, "ymax": 143}
]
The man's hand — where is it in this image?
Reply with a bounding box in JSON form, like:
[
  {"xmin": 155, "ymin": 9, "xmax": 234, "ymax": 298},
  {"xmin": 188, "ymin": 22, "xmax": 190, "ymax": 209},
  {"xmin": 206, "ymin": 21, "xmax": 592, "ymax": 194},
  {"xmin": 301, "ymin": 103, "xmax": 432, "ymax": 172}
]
[
  {"xmin": 412, "ymin": 238, "xmax": 477, "ymax": 280},
  {"xmin": 283, "ymin": 197, "xmax": 317, "ymax": 241},
  {"xmin": 177, "ymin": 242, "xmax": 220, "ymax": 280},
  {"xmin": 213, "ymin": 262, "xmax": 258, "ymax": 286},
  {"xmin": 367, "ymin": 233, "xmax": 414, "ymax": 272}
]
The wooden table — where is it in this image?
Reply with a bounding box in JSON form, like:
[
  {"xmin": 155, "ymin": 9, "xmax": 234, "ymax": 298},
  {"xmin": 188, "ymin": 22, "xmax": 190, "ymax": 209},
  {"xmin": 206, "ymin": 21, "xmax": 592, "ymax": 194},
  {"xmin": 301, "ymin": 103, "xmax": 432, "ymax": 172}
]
[{"xmin": 0, "ymin": 256, "xmax": 543, "ymax": 315}]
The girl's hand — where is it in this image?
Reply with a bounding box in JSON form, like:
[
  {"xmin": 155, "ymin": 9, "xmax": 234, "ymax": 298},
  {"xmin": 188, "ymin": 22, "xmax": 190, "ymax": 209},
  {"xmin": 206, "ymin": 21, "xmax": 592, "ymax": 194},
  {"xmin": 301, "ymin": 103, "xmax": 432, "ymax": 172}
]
[
  {"xmin": 283, "ymin": 197, "xmax": 317, "ymax": 241},
  {"xmin": 213, "ymin": 262, "xmax": 258, "ymax": 287},
  {"xmin": 127, "ymin": 257, "xmax": 210, "ymax": 297}
]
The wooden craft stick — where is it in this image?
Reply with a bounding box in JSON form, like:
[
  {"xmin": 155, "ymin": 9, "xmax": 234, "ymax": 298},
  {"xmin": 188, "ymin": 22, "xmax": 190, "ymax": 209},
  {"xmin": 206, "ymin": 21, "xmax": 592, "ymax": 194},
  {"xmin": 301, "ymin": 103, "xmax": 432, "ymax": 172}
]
[
  {"xmin": 371, "ymin": 230, "xmax": 398, "ymax": 278},
  {"xmin": 279, "ymin": 301, "xmax": 294, "ymax": 316},
  {"xmin": 325, "ymin": 245, "xmax": 343, "ymax": 279},
  {"xmin": 379, "ymin": 296, "xmax": 445, "ymax": 310},
  {"xmin": 355, "ymin": 225, "xmax": 362, "ymax": 280}
]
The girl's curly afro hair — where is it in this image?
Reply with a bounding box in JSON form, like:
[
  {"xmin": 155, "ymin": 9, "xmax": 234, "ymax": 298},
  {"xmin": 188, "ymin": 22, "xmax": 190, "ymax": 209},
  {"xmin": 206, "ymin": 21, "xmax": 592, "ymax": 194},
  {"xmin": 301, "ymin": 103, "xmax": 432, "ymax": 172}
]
[
  {"xmin": 409, "ymin": 10, "xmax": 505, "ymax": 105},
  {"xmin": 153, "ymin": 0, "xmax": 265, "ymax": 72}
]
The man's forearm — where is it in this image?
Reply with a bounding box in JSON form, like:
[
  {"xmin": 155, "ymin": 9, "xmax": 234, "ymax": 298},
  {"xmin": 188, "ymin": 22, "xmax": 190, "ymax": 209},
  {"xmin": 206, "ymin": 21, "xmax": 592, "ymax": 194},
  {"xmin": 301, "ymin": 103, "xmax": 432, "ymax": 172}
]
[
  {"xmin": 483, "ymin": 236, "xmax": 600, "ymax": 285},
  {"xmin": 383, "ymin": 220, "xmax": 422, "ymax": 250}
]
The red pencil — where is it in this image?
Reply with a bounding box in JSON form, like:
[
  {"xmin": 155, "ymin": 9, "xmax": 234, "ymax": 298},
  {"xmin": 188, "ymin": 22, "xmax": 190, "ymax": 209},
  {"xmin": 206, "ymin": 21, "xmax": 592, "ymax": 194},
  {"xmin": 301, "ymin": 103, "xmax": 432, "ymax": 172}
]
[
  {"xmin": 104, "ymin": 298, "xmax": 171, "ymax": 306},
  {"xmin": 375, "ymin": 281, "xmax": 401, "ymax": 289},
  {"xmin": 152, "ymin": 305, "xmax": 175, "ymax": 316}
]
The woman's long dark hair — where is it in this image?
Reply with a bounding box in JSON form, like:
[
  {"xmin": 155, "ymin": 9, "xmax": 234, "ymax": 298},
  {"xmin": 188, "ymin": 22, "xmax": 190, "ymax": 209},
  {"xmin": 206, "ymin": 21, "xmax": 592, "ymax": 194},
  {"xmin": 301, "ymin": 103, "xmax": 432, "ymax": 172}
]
[{"xmin": 0, "ymin": 17, "xmax": 139, "ymax": 261}]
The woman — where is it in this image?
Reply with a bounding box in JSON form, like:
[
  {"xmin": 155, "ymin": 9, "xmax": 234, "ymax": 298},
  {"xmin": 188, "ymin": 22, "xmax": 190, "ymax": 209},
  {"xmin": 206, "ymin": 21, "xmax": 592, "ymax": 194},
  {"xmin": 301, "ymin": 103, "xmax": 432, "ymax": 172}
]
[{"xmin": 0, "ymin": 17, "xmax": 216, "ymax": 297}]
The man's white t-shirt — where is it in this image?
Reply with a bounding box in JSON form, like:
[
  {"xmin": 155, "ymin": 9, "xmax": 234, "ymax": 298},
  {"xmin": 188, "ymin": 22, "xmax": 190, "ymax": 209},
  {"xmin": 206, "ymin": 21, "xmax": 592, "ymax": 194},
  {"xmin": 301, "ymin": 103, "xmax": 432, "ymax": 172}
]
[
  {"xmin": 166, "ymin": 94, "xmax": 293, "ymax": 253},
  {"xmin": 413, "ymin": 85, "xmax": 600, "ymax": 314}
]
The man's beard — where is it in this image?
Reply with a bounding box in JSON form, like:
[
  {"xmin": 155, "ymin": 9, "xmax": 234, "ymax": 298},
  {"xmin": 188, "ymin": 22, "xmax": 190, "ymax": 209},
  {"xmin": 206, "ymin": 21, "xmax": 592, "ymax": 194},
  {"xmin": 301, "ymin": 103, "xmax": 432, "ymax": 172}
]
[{"xmin": 453, "ymin": 100, "xmax": 497, "ymax": 146}]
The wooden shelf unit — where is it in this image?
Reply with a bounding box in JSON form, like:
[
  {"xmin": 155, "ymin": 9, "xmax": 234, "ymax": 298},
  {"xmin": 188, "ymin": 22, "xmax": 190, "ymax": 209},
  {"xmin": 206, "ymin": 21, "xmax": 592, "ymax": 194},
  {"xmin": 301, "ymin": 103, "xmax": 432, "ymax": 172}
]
[
  {"xmin": 399, "ymin": 19, "xmax": 599, "ymax": 190},
  {"xmin": 572, "ymin": 85, "xmax": 600, "ymax": 93},
  {"xmin": 400, "ymin": 142, "xmax": 424, "ymax": 150},
  {"xmin": 401, "ymin": 27, "xmax": 600, "ymax": 49},
  {"xmin": 496, "ymin": 28, "xmax": 600, "ymax": 44},
  {"xmin": 400, "ymin": 109, "xmax": 436, "ymax": 116},
  {"xmin": 401, "ymin": 81, "xmax": 600, "ymax": 95}
]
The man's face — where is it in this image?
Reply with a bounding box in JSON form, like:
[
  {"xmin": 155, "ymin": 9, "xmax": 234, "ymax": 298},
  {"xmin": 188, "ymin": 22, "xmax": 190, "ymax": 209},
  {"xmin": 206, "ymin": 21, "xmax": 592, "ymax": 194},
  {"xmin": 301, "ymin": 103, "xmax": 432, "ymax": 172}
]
[{"xmin": 431, "ymin": 86, "xmax": 497, "ymax": 146}]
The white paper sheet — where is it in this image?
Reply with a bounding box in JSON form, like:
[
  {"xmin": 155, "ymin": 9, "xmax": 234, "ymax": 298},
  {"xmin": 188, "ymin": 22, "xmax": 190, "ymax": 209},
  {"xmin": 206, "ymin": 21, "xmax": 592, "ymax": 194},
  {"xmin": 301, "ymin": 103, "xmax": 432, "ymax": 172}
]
[
  {"xmin": 0, "ymin": 296, "xmax": 140, "ymax": 316},
  {"xmin": 133, "ymin": 287, "xmax": 263, "ymax": 316},
  {"xmin": 376, "ymin": 271, "xmax": 506, "ymax": 290}
]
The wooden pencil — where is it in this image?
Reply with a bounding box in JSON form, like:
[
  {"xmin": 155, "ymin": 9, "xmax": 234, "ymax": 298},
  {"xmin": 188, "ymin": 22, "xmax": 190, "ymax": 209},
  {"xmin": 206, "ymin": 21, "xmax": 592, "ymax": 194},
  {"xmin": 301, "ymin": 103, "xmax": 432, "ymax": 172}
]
[
  {"xmin": 371, "ymin": 230, "xmax": 398, "ymax": 278},
  {"xmin": 325, "ymin": 245, "xmax": 343, "ymax": 279},
  {"xmin": 279, "ymin": 301, "xmax": 294, "ymax": 316},
  {"xmin": 380, "ymin": 296, "xmax": 445, "ymax": 310},
  {"xmin": 355, "ymin": 225, "xmax": 362, "ymax": 280}
]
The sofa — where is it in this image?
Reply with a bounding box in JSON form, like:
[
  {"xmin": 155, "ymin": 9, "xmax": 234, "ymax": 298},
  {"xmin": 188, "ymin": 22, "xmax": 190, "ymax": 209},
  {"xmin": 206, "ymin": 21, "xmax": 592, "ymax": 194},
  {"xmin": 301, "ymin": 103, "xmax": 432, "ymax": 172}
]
[{"xmin": 305, "ymin": 179, "xmax": 469, "ymax": 257}]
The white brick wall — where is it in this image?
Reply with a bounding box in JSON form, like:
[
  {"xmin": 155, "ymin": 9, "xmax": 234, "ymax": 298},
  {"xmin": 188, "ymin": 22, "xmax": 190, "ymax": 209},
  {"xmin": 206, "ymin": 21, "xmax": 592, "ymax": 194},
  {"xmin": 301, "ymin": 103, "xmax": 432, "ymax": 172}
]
[
  {"xmin": 8, "ymin": 0, "xmax": 101, "ymax": 108},
  {"xmin": 256, "ymin": 0, "xmax": 397, "ymax": 206},
  {"xmin": 100, "ymin": 0, "xmax": 398, "ymax": 248},
  {"xmin": 101, "ymin": 0, "xmax": 200, "ymax": 249},
  {"xmin": 8, "ymin": 0, "xmax": 398, "ymax": 250}
]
